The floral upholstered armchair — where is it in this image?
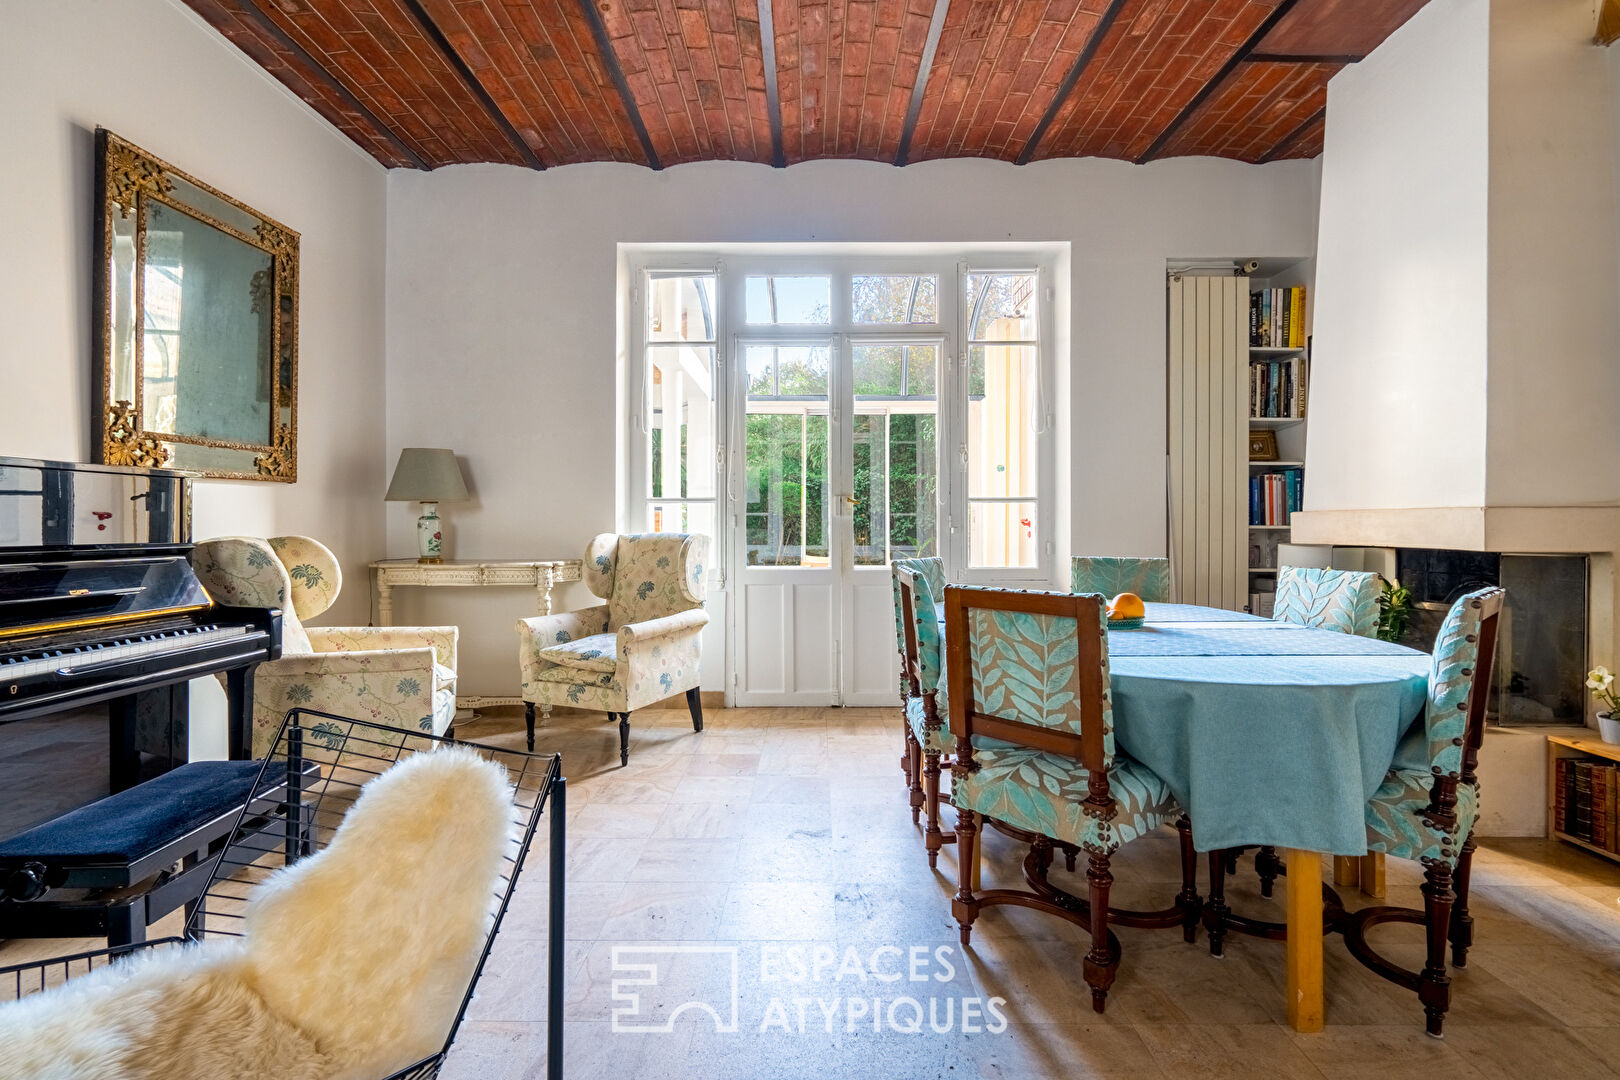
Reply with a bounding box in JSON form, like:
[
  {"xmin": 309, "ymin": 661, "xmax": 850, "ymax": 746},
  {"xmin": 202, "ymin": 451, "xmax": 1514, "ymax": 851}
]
[
  {"xmin": 517, "ymin": 533, "xmax": 708, "ymax": 765},
  {"xmin": 190, "ymin": 536, "xmax": 458, "ymax": 758}
]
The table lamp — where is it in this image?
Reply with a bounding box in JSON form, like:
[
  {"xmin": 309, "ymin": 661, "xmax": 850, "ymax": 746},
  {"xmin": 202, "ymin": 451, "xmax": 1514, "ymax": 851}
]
[{"xmin": 385, "ymin": 448, "xmax": 468, "ymax": 563}]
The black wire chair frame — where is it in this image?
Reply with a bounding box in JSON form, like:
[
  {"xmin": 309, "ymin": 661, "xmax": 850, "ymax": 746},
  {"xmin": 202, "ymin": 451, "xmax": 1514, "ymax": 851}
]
[{"xmin": 0, "ymin": 708, "xmax": 566, "ymax": 1080}]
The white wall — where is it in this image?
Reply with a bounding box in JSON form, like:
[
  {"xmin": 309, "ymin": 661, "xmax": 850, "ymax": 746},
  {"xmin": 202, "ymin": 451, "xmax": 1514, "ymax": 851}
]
[
  {"xmin": 1305, "ymin": 0, "xmax": 1491, "ymax": 513},
  {"xmin": 1485, "ymin": 0, "xmax": 1620, "ymax": 508},
  {"xmin": 0, "ymin": 0, "xmax": 390, "ymax": 628},
  {"xmin": 387, "ymin": 157, "xmax": 1321, "ymax": 694}
]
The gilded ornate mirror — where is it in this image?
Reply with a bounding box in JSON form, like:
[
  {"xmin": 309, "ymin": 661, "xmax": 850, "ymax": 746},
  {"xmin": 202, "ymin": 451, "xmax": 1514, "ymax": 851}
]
[{"xmin": 93, "ymin": 129, "xmax": 298, "ymax": 482}]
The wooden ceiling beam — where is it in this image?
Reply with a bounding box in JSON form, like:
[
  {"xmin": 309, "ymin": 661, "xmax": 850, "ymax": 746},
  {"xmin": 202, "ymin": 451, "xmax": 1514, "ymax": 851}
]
[
  {"xmin": 398, "ymin": 0, "xmax": 546, "ymax": 169},
  {"xmin": 1015, "ymin": 0, "xmax": 1132, "ymax": 166},
  {"xmin": 758, "ymin": 0, "xmax": 786, "ymax": 168},
  {"xmin": 234, "ymin": 0, "xmax": 430, "ymax": 169},
  {"xmin": 576, "ymin": 0, "xmax": 663, "ymax": 170},
  {"xmin": 1599, "ymin": 0, "xmax": 1620, "ymax": 45},
  {"xmin": 1135, "ymin": 0, "xmax": 1302, "ymax": 164},
  {"xmin": 893, "ymin": 0, "xmax": 951, "ymax": 167}
]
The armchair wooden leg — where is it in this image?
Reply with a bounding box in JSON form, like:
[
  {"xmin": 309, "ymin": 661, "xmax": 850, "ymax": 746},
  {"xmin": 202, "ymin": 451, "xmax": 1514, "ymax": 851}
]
[
  {"xmin": 1062, "ymin": 843, "xmax": 1079, "ymax": 873},
  {"xmin": 1175, "ymin": 816, "xmax": 1202, "ymax": 944},
  {"xmin": 525, "ymin": 702, "xmax": 536, "ymax": 752},
  {"xmin": 618, "ymin": 712, "xmax": 631, "ymax": 767},
  {"xmin": 1204, "ymin": 849, "xmax": 1230, "ymax": 957},
  {"xmin": 1084, "ymin": 851, "xmax": 1117, "ymax": 1012},
  {"xmin": 685, "ymin": 687, "xmax": 703, "ymax": 732},
  {"xmin": 1420, "ymin": 860, "xmax": 1455, "ymax": 1038},
  {"xmin": 1450, "ymin": 833, "xmax": 1476, "ymax": 968},
  {"xmin": 951, "ymin": 805, "xmax": 979, "ymax": 946},
  {"xmin": 923, "ymin": 750, "xmax": 945, "ymax": 868}
]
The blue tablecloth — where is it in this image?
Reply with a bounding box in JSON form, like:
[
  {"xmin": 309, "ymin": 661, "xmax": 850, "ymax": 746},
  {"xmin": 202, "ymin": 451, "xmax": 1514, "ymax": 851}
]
[{"xmin": 1106, "ymin": 606, "xmax": 1430, "ymax": 855}]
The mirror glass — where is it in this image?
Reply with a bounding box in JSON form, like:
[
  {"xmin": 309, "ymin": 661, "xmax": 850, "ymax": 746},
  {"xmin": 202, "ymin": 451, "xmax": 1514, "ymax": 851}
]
[{"xmin": 95, "ymin": 130, "xmax": 298, "ymax": 481}]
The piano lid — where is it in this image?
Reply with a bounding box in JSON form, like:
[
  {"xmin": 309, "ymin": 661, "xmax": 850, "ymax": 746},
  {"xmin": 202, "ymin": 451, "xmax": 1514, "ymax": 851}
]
[{"xmin": 0, "ymin": 458, "xmax": 192, "ymax": 551}]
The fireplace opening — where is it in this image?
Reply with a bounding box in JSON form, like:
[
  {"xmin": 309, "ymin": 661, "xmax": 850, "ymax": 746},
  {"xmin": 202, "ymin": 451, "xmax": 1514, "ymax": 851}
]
[{"xmin": 1395, "ymin": 549, "xmax": 1588, "ymax": 725}]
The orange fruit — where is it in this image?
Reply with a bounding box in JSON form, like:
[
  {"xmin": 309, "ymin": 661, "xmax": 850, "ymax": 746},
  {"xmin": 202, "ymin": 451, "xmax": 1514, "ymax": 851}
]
[{"xmin": 1108, "ymin": 592, "xmax": 1145, "ymax": 620}]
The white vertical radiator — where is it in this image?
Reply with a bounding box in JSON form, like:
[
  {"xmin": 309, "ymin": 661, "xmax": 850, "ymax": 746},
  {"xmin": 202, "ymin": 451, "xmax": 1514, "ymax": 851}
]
[{"xmin": 1167, "ymin": 274, "xmax": 1245, "ymax": 609}]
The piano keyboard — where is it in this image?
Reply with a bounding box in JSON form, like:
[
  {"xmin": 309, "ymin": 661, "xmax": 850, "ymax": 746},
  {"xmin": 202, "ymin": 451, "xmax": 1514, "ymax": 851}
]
[{"xmin": 1, "ymin": 624, "xmax": 250, "ymax": 682}]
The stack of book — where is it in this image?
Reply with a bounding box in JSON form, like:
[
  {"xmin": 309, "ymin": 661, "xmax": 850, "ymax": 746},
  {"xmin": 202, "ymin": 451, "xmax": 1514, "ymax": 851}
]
[
  {"xmin": 1251, "ymin": 469, "xmax": 1303, "ymax": 526},
  {"xmin": 1251, "ymin": 286, "xmax": 1307, "ymax": 348},
  {"xmin": 1250, "ymin": 356, "xmax": 1306, "ymax": 418},
  {"xmin": 1555, "ymin": 757, "xmax": 1620, "ymax": 853}
]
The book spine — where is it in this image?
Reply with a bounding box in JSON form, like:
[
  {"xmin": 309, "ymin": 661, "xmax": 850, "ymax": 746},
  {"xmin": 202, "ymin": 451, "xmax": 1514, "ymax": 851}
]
[
  {"xmin": 1555, "ymin": 758, "xmax": 1569, "ymax": 837},
  {"xmin": 1250, "ymin": 476, "xmax": 1260, "ymax": 525},
  {"xmin": 1279, "ymin": 291, "xmax": 1290, "ymax": 350},
  {"xmin": 1292, "ymin": 286, "xmax": 1306, "ymax": 348},
  {"xmin": 1566, "ymin": 757, "xmax": 1579, "ymax": 834},
  {"xmin": 1594, "ymin": 765, "xmax": 1609, "ymax": 853},
  {"xmin": 1250, "ymin": 292, "xmax": 1260, "ymax": 346},
  {"xmin": 1298, "ymin": 353, "xmax": 1309, "ymax": 418},
  {"xmin": 1576, "ymin": 761, "xmax": 1594, "ymax": 842},
  {"xmin": 1262, "ymin": 290, "xmax": 1271, "ymax": 346},
  {"xmin": 1608, "ymin": 764, "xmax": 1618, "ymax": 852}
]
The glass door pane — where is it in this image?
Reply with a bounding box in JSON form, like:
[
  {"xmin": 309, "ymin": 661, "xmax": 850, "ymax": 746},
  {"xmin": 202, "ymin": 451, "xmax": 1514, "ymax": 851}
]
[
  {"xmin": 743, "ymin": 344, "xmax": 831, "ymax": 568},
  {"xmin": 851, "ymin": 341, "xmax": 939, "ymax": 566}
]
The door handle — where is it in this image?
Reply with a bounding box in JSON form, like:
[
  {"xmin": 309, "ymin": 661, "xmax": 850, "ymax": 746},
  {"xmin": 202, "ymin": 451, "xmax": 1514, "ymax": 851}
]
[{"xmin": 841, "ymin": 495, "xmax": 857, "ymax": 507}]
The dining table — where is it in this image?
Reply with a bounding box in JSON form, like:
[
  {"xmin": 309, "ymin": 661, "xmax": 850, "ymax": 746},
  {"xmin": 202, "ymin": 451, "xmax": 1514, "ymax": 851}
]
[{"xmin": 941, "ymin": 598, "xmax": 1433, "ymax": 1032}]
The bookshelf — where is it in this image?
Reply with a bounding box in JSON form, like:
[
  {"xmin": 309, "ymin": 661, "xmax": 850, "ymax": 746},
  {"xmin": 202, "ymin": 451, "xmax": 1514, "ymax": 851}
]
[
  {"xmin": 1245, "ymin": 270, "xmax": 1310, "ymax": 614},
  {"xmin": 1547, "ymin": 734, "xmax": 1620, "ymax": 865}
]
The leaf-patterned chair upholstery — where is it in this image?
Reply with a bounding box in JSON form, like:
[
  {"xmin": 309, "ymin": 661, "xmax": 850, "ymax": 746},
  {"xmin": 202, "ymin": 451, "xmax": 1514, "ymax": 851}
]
[
  {"xmin": 517, "ymin": 533, "xmax": 708, "ymax": 765},
  {"xmin": 1272, "ymin": 565, "xmax": 1380, "ymax": 637},
  {"xmin": 1341, "ymin": 586, "xmax": 1504, "ymax": 1037},
  {"xmin": 891, "ymin": 557, "xmax": 947, "ymax": 826},
  {"xmin": 1070, "ymin": 556, "xmax": 1175, "ymax": 602},
  {"xmin": 895, "ymin": 563, "xmax": 957, "ymax": 866},
  {"xmin": 944, "ymin": 586, "xmax": 1200, "ymax": 1013},
  {"xmin": 190, "ymin": 536, "xmax": 458, "ymax": 758}
]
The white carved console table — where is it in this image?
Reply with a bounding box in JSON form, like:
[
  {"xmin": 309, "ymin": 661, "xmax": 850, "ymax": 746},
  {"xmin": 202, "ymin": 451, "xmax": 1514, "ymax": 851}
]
[{"xmin": 369, "ymin": 558, "xmax": 583, "ymax": 713}]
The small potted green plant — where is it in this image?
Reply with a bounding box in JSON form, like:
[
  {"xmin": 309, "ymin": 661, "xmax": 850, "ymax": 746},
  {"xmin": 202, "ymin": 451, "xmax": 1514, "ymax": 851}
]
[
  {"xmin": 1376, "ymin": 578, "xmax": 1412, "ymax": 644},
  {"xmin": 1589, "ymin": 666, "xmax": 1620, "ymax": 743}
]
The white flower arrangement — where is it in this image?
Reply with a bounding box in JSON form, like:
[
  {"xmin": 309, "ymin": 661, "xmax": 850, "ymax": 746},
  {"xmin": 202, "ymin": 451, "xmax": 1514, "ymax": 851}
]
[{"xmin": 1589, "ymin": 665, "xmax": 1620, "ymax": 715}]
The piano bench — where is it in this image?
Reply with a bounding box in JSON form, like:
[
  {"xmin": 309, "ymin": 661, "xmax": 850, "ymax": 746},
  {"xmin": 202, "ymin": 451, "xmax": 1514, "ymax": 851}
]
[{"xmin": 0, "ymin": 759, "xmax": 314, "ymax": 947}]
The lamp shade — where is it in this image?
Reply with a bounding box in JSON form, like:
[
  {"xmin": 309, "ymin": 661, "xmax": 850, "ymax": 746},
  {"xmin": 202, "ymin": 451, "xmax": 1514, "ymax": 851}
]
[{"xmin": 385, "ymin": 448, "xmax": 468, "ymax": 502}]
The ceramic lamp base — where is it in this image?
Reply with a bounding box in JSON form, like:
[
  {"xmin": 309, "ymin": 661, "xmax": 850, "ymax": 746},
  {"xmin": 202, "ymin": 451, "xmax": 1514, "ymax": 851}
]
[{"xmin": 417, "ymin": 501, "xmax": 444, "ymax": 563}]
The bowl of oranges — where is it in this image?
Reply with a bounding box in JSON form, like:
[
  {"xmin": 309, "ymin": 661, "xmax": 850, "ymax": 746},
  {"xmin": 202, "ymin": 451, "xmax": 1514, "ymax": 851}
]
[{"xmin": 1106, "ymin": 592, "xmax": 1146, "ymax": 630}]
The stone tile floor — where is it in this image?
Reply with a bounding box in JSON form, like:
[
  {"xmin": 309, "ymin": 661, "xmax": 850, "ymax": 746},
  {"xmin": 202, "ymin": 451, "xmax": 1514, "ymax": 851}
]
[
  {"xmin": 7, "ymin": 704, "xmax": 1620, "ymax": 1079},
  {"xmin": 443, "ymin": 705, "xmax": 1620, "ymax": 1080}
]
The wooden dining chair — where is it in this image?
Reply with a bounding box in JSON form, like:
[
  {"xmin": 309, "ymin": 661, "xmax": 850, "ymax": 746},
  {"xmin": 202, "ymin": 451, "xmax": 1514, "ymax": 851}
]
[
  {"xmin": 1229, "ymin": 564, "xmax": 1383, "ymax": 897},
  {"xmin": 1070, "ymin": 556, "xmax": 1175, "ymax": 602},
  {"xmin": 1339, "ymin": 586, "xmax": 1504, "ymax": 1037},
  {"xmin": 891, "ymin": 557, "xmax": 946, "ymax": 824},
  {"xmin": 944, "ymin": 585, "xmax": 1200, "ymax": 1012},
  {"xmin": 895, "ymin": 563, "xmax": 956, "ymax": 866}
]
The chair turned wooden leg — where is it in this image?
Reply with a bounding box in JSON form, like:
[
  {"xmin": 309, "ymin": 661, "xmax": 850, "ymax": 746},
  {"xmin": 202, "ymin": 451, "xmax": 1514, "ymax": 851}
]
[
  {"xmin": 1419, "ymin": 860, "xmax": 1455, "ymax": 1038},
  {"xmin": 1084, "ymin": 851, "xmax": 1118, "ymax": 1012},
  {"xmin": 1204, "ymin": 849, "xmax": 1230, "ymax": 957},
  {"xmin": 923, "ymin": 749, "xmax": 944, "ymax": 868},
  {"xmin": 1450, "ymin": 833, "xmax": 1476, "ymax": 968},
  {"xmin": 524, "ymin": 702, "xmax": 536, "ymax": 752},
  {"xmin": 618, "ymin": 712, "xmax": 631, "ymax": 767},
  {"xmin": 1175, "ymin": 816, "xmax": 1202, "ymax": 944},
  {"xmin": 1063, "ymin": 844, "xmax": 1079, "ymax": 873},
  {"xmin": 1223, "ymin": 850, "xmax": 1239, "ymax": 875},
  {"xmin": 951, "ymin": 805, "xmax": 979, "ymax": 945},
  {"xmin": 906, "ymin": 733, "xmax": 924, "ymax": 825},
  {"xmin": 685, "ymin": 687, "xmax": 703, "ymax": 732},
  {"xmin": 1256, "ymin": 845, "xmax": 1281, "ymax": 898}
]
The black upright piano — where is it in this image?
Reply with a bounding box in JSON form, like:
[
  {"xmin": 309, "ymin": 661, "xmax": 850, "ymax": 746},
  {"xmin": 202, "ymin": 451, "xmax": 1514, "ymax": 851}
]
[
  {"xmin": 0, "ymin": 458, "xmax": 283, "ymax": 943},
  {"xmin": 0, "ymin": 457, "xmax": 282, "ymax": 782}
]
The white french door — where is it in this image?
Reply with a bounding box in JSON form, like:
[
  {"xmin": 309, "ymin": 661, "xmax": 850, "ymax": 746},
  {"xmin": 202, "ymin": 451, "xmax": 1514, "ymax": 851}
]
[
  {"xmin": 628, "ymin": 253, "xmax": 1051, "ymax": 709},
  {"xmin": 729, "ymin": 332, "xmax": 944, "ymax": 706}
]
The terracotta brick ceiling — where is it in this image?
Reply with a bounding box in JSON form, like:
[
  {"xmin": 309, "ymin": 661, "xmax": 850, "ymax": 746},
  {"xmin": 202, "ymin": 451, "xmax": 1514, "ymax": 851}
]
[{"xmin": 184, "ymin": 0, "xmax": 1430, "ymax": 169}]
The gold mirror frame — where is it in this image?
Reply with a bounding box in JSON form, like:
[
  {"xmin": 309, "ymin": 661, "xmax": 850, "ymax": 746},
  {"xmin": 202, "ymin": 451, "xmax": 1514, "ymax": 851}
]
[{"xmin": 93, "ymin": 129, "xmax": 299, "ymax": 482}]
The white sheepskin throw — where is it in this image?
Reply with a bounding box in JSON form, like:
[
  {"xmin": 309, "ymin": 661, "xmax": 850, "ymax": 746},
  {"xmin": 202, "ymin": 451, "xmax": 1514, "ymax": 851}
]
[{"xmin": 0, "ymin": 747, "xmax": 515, "ymax": 1080}]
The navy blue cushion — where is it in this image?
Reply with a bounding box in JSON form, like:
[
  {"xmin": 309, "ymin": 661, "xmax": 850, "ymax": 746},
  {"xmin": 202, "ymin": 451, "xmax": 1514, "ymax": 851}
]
[{"xmin": 0, "ymin": 760, "xmax": 269, "ymax": 864}]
